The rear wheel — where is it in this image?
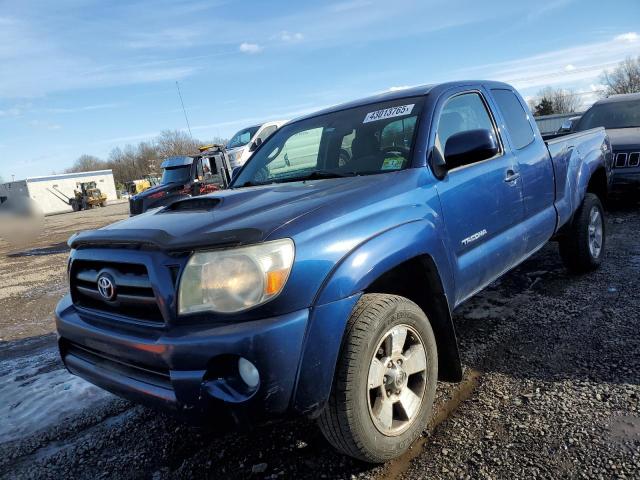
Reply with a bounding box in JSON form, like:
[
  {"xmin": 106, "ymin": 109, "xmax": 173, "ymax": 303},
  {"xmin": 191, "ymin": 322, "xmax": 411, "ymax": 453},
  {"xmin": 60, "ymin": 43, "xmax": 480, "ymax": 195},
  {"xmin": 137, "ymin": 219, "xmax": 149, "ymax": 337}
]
[
  {"xmin": 559, "ymin": 193, "xmax": 605, "ymax": 273},
  {"xmin": 317, "ymin": 294, "xmax": 437, "ymax": 462}
]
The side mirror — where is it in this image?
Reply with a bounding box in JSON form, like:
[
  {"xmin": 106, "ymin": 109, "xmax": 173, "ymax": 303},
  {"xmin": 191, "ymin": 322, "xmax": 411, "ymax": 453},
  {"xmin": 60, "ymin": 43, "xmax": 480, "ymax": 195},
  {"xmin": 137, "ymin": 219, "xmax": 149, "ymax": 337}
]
[
  {"xmin": 231, "ymin": 166, "xmax": 242, "ymax": 180},
  {"xmin": 249, "ymin": 137, "xmax": 263, "ymax": 152},
  {"xmin": 444, "ymin": 129, "xmax": 499, "ymax": 170},
  {"xmin": 557, "ymin": 120, "xmax": 573, "ymax": 133}
]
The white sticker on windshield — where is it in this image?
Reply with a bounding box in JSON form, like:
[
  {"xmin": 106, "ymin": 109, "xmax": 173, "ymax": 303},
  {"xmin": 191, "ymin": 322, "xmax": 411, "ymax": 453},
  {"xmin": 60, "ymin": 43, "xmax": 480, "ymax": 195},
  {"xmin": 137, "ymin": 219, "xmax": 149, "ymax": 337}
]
[{"xmin": 363, "ymin": 104, "xmax": 414, "ymax": 123}]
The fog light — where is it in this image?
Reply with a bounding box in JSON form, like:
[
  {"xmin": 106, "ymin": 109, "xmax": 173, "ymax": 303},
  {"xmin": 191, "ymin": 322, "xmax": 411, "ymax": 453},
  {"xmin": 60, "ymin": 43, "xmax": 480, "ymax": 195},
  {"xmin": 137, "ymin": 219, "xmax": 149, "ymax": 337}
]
[{"xmin": 238, "ymin": 357, "xmax": 259, "ymax": 388}]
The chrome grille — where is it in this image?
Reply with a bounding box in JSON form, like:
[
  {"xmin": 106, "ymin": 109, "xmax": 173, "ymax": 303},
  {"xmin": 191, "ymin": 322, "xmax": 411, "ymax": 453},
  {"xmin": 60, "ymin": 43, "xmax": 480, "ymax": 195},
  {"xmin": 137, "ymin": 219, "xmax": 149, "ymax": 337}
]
[
  {"xmin": 71, "ymin": 260, "xmax": 164, "ymax": 324},
  {"xmin": 614, "ymin": 151, "xmax": 640, "ymax": 168}
]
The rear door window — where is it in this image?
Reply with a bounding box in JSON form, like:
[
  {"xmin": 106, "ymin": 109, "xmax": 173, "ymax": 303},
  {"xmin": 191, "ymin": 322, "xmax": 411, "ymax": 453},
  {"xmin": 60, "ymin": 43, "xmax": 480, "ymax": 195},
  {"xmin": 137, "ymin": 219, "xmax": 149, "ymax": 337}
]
[{"xmin": 491, "ymin": 89, "xmax": 535, "ymax": 149}]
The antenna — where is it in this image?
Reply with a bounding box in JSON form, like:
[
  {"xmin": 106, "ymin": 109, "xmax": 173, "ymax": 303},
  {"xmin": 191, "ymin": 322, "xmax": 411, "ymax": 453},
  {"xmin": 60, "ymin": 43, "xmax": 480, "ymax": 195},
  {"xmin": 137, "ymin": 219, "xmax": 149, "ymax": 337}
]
[{"xmin": 176, "ymin": 81, "xmax": 193, "ymax": 138}]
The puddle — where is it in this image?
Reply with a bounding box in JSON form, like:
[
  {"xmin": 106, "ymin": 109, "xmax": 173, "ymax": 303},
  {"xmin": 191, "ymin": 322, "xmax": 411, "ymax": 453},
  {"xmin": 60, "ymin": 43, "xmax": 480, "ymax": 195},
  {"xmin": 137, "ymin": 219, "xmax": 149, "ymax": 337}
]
[
  {"xmin": 0, "ymin": 346, "xmax": 112, "ymax": 444},
  {"xmin": 607, "ymin": 415, "xmax": 640, "ymax": 447},
  {"xmin": 7, "ymin": 243, "xmax": 69, "ymax": 258}
]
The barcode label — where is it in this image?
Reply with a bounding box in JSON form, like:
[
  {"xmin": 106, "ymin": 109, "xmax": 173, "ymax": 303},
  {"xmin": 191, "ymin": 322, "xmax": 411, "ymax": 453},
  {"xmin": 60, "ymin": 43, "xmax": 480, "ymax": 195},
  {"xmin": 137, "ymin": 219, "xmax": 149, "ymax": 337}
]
[{"xmin": 363, "ymin": 104, "xmax": 414, "ymax": 123}]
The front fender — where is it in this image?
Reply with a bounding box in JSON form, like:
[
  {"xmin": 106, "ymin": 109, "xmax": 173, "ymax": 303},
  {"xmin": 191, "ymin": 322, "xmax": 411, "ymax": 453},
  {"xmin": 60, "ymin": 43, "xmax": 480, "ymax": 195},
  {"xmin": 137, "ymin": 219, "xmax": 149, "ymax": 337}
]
[
  {"xmin": 315, "ymin": 219, "xmax": 454, "ymax": 305},
  {"xmin": 292, "ymin": 220, "xmax": 456, "ymax": 415}
]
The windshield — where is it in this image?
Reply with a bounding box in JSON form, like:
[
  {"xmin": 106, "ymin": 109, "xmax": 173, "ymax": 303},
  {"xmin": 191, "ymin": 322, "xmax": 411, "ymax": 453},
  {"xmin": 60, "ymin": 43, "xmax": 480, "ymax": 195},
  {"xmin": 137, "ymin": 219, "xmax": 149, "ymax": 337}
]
[
  {"xmin": 161, "ymin": 165, "xmax": 191, "ymax": 184},
  {"xmin": 227, "ymin": 125, "xmax": 260, "ymax": 149},
  {"xmin": 576, "ymin": 99, "xmax": 640, "ymax": 130},
  {"xmin": 232, "ymin": 98, "xmax": 424, "ymax": 187}
]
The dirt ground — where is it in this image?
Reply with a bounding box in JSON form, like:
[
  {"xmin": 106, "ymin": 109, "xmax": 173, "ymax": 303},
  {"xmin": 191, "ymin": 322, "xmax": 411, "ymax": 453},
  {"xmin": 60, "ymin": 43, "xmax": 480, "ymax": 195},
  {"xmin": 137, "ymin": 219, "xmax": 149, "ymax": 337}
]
[
  {"xmin": 0, "ymin": 200, "xmax": 638, "ymax": 479},
  {"xmin": 0, "ymin": 203, "xmax": 130, "ymax": 342}
]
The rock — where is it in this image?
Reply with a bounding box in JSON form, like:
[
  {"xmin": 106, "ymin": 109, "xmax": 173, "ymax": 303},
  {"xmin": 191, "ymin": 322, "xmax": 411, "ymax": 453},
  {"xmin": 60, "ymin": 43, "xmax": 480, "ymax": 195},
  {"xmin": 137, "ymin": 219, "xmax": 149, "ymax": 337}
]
[{"xmin": 252, "ymin": 463, "xmax": 268, "ymax": 474}]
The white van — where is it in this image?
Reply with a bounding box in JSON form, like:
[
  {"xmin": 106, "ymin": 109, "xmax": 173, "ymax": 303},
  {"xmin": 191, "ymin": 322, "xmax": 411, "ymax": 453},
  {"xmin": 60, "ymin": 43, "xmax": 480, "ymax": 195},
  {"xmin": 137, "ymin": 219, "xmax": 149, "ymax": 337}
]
[{"xmin": 226, "ymin": 120, "xmax": 289, "ymax": 168}]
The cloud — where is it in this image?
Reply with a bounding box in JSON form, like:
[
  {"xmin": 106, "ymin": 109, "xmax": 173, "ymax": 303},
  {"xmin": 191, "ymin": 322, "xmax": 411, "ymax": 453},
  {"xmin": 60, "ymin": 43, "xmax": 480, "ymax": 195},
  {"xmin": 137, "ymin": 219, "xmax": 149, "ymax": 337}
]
[
  {"xmin": 239, "ymin": 42, "xmax": 263, "ymax": 54},
  {"xmin": 0, "ymin": 107, "xmax": 23, "ymax": 117},
  {"xmin": 29, "ymin": 120, "xmax": 62, "ymax": 131},
  {"xmin": 526, "ymin": 0, "xmax": 574, "ymax": 21},
  {"xmin": 615, "ymin": 32, "xmax": 639, "ymax": 42},
  {"xmin": 0, "ymin": 14, "xmax": 200, "ymax": 98},
  {"xmin": 125, "ymin": 28, "xmax": 205, "ymax": 49},
  {"xmin": 386, "ymin": 85, "xmax": 413, "ymax": 92},
  {"xmin": 453, "ymin": 32, "xmax": 640, "ymax": 92},
  {"xmin": 329, "ymin": 0, "xmax": 372, "ymax": 12},
  {"xmin": 44, "ymin": 103, "xmax": 123, "ymax": 114},
  {"xmin": 279, "ymin": 31, "xmax": 304, "ymax": 42}
]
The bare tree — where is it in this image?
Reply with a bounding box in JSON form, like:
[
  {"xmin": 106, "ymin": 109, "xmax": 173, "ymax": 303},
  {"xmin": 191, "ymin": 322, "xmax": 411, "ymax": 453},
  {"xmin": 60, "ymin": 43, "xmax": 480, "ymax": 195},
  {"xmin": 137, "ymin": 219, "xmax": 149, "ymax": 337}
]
[
  {"xmin": 65, "ymin": 154, "xmax": 108, "ymax": 173},
  {"xmin": 65, "ymin": 130, "xmax": 229, "ymax": 185},
  {"xmin": 532, "ymin": 87, "xmax": 581, "ymax": 115},
  {"xmin": 602, "ymin": 56, "xmax": 640, "ymax": 95},
  {"xmin": 155, "ymin": 130, "xmax": 200, "ymax": 159}
]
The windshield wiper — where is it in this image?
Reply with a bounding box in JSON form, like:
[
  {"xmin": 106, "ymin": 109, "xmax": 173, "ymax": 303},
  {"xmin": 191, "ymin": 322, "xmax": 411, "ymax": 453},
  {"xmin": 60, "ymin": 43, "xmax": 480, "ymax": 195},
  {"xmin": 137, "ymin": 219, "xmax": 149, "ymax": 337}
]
[
  {"xmin": 275, "ymin": 170, "xmax": 359, "ymax": 184},
  {"xmin": 235, "ymin": 181, "xmax": 267, "ymax": 188}
]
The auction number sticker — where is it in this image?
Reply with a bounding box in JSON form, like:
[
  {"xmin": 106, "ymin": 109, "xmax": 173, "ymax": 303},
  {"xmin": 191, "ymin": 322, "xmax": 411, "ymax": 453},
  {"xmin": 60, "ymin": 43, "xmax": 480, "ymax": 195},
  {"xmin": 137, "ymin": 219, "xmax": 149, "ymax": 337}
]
[{"xmin": 363, "ymin": 104, "xmax": 414, "ymax": 123}]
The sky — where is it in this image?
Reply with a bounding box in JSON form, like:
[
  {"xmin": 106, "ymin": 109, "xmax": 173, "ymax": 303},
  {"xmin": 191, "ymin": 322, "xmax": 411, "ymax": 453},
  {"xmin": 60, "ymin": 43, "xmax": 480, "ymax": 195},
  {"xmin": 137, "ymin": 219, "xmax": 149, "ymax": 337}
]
[{"xmin": 1, "ymin": 0, "xmax": 639, "ymax": 181}]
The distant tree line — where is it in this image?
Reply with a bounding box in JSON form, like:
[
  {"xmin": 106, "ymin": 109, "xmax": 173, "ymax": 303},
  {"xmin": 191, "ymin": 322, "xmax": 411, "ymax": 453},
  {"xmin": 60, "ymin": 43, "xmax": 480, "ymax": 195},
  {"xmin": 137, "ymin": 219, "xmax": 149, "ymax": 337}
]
[
  {"xmin": 65, "ymin": 130, "xmax": 227, "ymax": 188},
  {"xmin": 529, "ymin": 56, "xmax": 640, "ymax": 116},
  {"xmin": 528, "ymin": 87, "xmax": 582, "ymax": 116},
  {"xmin": 602, "ymin": 55, "xmax": 640, "ymax": 96}
]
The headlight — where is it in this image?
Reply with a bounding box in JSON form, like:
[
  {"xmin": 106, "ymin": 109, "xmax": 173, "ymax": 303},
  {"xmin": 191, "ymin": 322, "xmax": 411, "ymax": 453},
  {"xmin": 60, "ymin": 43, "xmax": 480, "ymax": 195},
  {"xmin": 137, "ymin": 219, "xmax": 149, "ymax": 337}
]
[
  {"xmin": 178, "ymin": 238, "xmax": 295, "ymax": 314},
  {"xmin": 230, "ymin": 149, "xmax": 244, "ymax": 166}
]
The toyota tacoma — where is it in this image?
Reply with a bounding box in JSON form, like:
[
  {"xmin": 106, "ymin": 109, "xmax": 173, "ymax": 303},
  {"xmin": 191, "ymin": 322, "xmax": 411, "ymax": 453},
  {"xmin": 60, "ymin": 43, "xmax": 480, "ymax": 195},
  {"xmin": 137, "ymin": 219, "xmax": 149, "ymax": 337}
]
[{"xmin": 56, "ymin": 81, "xmax": 611, "ymax": 462}]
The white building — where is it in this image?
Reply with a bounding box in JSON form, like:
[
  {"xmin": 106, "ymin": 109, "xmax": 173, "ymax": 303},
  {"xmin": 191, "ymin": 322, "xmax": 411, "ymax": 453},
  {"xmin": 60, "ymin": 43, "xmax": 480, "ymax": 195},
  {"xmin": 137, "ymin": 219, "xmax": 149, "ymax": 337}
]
[{"xmin": 0, "ymin": 170, "xmax": 118, "ymax": 216}]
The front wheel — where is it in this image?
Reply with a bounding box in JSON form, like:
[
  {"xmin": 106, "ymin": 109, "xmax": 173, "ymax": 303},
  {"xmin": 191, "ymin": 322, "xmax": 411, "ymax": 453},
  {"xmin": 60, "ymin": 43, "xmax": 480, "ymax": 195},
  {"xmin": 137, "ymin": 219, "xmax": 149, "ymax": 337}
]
[
  {"xmin": 559, "ymin": 193, "xmax": 606, "ymax": 273},
  {"xmin": 317, "ymin": 294, "xmax": 438, "ymax": 462}
]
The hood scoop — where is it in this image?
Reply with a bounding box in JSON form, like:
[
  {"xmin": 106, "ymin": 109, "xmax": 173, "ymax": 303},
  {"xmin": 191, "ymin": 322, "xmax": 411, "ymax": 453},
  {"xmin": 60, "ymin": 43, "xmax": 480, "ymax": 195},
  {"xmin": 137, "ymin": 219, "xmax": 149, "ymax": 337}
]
[{"xmin": 162, "ymin": 197, "xmax": 221, "ymax": 213}]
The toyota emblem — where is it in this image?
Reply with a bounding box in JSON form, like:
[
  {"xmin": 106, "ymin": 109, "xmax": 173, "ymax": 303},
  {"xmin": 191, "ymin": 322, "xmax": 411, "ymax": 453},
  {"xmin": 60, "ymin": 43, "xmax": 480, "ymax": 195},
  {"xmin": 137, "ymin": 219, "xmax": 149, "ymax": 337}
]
[{"xmin": 97, "ymin": 274, "xmax": 116, "ymax": 301}]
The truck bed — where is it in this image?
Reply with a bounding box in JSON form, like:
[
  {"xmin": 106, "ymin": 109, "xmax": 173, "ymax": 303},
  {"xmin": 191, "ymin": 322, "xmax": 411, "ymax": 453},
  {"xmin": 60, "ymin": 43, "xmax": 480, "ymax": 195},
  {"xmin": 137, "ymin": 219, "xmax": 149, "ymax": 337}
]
[{"xmin": 545, "ymin": 127, "xmax": 609, "ymax": 230}]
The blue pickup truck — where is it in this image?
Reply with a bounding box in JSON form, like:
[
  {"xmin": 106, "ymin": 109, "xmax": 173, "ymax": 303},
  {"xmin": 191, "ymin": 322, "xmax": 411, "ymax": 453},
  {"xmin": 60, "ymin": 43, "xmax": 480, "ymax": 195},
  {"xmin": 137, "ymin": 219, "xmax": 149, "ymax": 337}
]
[{"xmin": 56, "ymin": 81, "xmax": 611, "ymax": 462}]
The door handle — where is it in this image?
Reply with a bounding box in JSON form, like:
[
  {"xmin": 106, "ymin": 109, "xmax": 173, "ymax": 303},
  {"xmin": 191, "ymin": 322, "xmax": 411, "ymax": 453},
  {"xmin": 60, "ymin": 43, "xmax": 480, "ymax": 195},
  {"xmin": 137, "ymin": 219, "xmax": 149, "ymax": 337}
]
[{"xmin": 504, "ymin": 169, "xmax": 520, "ymax": 183}]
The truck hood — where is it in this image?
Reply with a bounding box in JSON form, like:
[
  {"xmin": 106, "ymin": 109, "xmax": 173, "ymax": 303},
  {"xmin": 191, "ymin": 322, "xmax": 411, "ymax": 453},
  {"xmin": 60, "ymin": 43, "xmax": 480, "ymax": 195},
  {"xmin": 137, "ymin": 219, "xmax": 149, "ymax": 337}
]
[
  {"xmin": 71, "ymin": 175, "xmax": 400, "ymax": 250},
  {"xmin": 133, "ymin": 182, "xmax": 183, "ymax": 199},
  {"xmin": 606, "ymin": 127, "xmax": 640, "ymax": 150}
]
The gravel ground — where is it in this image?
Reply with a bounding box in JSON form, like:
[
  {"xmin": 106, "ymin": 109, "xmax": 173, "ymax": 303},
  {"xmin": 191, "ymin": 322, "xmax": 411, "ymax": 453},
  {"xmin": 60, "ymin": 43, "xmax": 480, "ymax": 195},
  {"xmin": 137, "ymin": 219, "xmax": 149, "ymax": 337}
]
[
  {"xmin": 0, "ymin": 200, "xmax": 638, "ymax": 479},
  {"xmin": 0, "ymin": 203, "xmax": 129, "ymax": 342}
]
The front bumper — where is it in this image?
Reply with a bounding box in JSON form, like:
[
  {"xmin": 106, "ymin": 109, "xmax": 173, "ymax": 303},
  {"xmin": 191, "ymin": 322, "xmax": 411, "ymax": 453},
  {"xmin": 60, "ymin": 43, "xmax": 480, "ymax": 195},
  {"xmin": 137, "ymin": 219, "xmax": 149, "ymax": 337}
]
[
  {"xmin": 611, "ymin": 170, "xmax": 640, "ymax": 190},
  {"xmin": 55, "ymin": 295, "xmax": 309, "ymax": 421}
]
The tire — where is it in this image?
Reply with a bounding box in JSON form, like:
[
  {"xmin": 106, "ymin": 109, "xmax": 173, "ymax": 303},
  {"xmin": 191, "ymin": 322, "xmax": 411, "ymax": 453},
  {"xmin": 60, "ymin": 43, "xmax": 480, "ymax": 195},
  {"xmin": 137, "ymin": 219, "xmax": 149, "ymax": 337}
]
[
  {"xmin": 71, "ymin": 200, "xmax": 79, "ymax": 212},
  {"xmin": 559, "ymin": 193, "xmax": 606, "ymax": 273},
  {"xmin": 317, "ymin": 294, "xmax": 438, "ymax": 463}
]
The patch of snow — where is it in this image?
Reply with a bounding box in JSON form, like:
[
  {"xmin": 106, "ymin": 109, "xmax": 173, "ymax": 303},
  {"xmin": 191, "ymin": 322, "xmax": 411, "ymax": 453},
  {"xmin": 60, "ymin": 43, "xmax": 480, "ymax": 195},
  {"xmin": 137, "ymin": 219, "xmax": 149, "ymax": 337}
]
[{"xmin": 0, "ymin": 346, "xmax": 112, "ymax": 443}]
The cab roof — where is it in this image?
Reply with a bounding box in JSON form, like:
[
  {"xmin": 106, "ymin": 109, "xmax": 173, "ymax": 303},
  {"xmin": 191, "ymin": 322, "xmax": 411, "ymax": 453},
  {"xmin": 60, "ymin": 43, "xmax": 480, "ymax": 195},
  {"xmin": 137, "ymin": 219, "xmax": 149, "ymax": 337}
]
[
  {"xmin": 594, "ymin": 92, "xmax": 640, "ymax": 105},
  {"xmin": 290, "ymin": 80, "xmax": 513, "ymax": 124},
  {"xmin": 161, "ymin": 156, "xmax": 193, "ymax": 168}
]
